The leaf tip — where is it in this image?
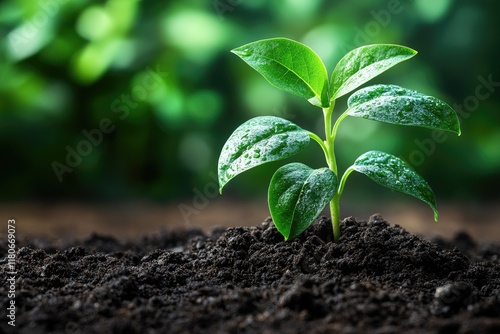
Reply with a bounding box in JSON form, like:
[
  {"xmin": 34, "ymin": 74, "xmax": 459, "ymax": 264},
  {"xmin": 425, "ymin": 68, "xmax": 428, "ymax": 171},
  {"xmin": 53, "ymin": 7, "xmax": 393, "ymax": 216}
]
[
  {"xmin": 218, "ymin": 179, "xmax": 225, "ymax": 194},
  {"xmin": 400, "ymin": 45, "xmax": 418, "ymax": 56},
  {"xmin": 231, "ymin": 47, "xmax": 252, "ymax": 58},
  {"xmin": 219, "ymin": 180, "xmax": 227, "ymax": 194}
]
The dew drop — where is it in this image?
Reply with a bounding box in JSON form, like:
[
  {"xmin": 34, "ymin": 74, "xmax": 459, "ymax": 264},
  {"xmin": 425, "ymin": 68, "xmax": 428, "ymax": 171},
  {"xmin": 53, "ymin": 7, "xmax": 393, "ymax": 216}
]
[
  {"xmin": 253, "ymin": 153, "xmax": 260, "ymax": 159},
  {"xmin": 239, "ymin": 49, "xmax": 252, "ymax": 57},
  {"xmin": 362, "ymin": 115, "xmax": 369, "ymax": 119}
]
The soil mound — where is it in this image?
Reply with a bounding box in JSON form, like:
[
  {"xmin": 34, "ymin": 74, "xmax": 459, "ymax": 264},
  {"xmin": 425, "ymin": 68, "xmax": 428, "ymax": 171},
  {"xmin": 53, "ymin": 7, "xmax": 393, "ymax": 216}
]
[{"xmin": 1, "ymin": 215, "xmax": 499, "ymax": 333}]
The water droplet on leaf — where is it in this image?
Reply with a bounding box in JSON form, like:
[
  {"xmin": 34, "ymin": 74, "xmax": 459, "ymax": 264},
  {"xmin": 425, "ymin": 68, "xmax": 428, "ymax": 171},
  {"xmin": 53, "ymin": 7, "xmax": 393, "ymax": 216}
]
[{"xmin": 239, "ymin": 49, "xmax": 252, "ymax": 57}]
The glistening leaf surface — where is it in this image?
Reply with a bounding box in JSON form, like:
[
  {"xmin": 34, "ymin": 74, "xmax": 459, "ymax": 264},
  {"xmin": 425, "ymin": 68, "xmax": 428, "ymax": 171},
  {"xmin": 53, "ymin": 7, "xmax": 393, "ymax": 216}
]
[
  {"xmin": 330, "ymin": 44, "xmax": 417, "ymax": 100},
  {"xmin": 232, "ymin": 38, "xmax": 329, "ymax": 107},
  {"xmin": 347, "ymin": 85, "xmax": 461, "ymax": 134},
  {"xmin": 218, "ymin": 116, "xmax": 309, "ymax": 192},
  {"xmin": 350, "ymin": 151, "xmax": 438, "ymax": 220},
  {"xmin": 268, "ymin": 163, "xmax": 337, "ymax": 240}
]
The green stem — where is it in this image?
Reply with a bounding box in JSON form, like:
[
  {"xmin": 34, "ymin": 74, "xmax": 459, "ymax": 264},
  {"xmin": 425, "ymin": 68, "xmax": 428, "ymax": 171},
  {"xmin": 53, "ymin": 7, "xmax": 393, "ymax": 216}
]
[
  {"xmin": 323, "ymin": 102, "xmax": 343, "ymax": 242},
  {"xmin": 337, "ymin": 167, "xmax": 355, "ymax": 197},
  {"xmin": 326, "ymin": 107, "xmax": 355, "ymax": 242},
  {"xmin": 308, "ymin": 132, "xmax": 329, "ymax": 161},
  {"xmin": 329, "ymin": 167, "xmax": 356, "ymax": 242},
  {"xmin": 331, "ymin": 109, "xmax": 349, "ymax": 143},
  {"xmin": 323, "ymin": 104, "xmax": 336, "ymax": 174},
  {"xmin": 329, "ymin": 193, "xmax": 341, "ymax": 242}
]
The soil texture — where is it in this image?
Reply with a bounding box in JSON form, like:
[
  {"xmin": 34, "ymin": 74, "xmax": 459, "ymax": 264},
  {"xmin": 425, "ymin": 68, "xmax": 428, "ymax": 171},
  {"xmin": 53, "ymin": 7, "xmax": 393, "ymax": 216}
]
[{"xmin": 1, "ymin": 215, "xmax": 499, "ymax": 333}]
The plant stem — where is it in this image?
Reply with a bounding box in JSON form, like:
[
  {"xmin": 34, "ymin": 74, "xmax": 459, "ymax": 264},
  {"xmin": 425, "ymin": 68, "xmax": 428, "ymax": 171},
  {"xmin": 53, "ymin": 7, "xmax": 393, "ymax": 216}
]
[
  {"xmin": 308, "ymin": 132, "xmax": 329, "ymax": 161},
  {"xmin": 331, "ymin": 109, "xmax": 349, "ymax": 142},
  {"xmin": 322, "ymin": 104, "xmax": 336, "ymax": 174},
  {"xmin": 329, "ymin": 193, "xmax": 341, "ymax": 242},
  {"xmin": 323, "ymin": 102, "xmax": 342, "ymax": 242}
]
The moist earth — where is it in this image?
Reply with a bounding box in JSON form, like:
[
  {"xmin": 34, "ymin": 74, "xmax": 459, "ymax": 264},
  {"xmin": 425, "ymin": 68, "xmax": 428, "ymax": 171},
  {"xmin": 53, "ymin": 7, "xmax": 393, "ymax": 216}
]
[{"xmin": 1, "ymin": 215, "xmax": 499, "ymax": 334}]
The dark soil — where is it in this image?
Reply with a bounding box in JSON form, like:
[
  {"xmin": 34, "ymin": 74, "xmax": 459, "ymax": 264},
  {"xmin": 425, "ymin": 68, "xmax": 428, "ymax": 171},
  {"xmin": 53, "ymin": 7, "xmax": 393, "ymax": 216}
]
[{"xmin": 1, "ymin": 215, "xmax": 499, "ymax": 334}]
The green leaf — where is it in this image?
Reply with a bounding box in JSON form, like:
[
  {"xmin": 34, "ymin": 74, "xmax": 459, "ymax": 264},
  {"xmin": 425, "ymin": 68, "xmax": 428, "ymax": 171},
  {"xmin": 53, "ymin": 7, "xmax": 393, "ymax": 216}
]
[
  {"xmin": 268, "ymin": 163, "xmax": 337, "ymax": 240},
  {"xmin": 347, "ymin": 85, "xmax": 461, "ymax": 134},
  {"xmin": 349, "ymin": 151, "xmax": 438, "ymax": 220},
  {"xmin": 330, "ymin": 44, "xmax": 417, "ymax": 100},
  {"xmin": 218, "ymin": 116, "xmax": 310, "ymax": 192},
  {"xmin": 231, "ymin": 38, "xmax": 329, "ymax": 107}
]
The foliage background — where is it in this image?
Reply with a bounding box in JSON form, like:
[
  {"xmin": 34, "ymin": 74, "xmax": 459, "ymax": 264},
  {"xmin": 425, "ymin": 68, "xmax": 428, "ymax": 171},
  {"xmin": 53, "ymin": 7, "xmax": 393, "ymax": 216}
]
[{"xmin": 1, "ymin": 0, "xmax": 499, "ymax": 207}]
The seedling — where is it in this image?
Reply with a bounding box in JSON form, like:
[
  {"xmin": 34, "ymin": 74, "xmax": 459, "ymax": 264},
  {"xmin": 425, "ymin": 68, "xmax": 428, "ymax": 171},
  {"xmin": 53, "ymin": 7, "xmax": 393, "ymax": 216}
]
[{"xmin": 218, "ymin": 38, "xmax": 460, "ymax": 242}]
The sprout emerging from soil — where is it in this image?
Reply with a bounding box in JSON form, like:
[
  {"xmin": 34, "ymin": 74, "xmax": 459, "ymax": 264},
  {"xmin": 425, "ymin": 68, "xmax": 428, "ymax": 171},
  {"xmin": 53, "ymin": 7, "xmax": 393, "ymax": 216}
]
[{"xmin": 218, "ymin": 38, "xmax": 461, "ymax": 242}]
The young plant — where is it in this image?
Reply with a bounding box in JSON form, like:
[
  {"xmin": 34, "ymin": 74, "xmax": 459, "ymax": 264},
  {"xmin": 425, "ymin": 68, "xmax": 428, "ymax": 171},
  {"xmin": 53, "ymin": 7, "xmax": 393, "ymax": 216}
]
[{"xmin": 218, "ymin": 38, "xmax": 461, "ymax": 242}]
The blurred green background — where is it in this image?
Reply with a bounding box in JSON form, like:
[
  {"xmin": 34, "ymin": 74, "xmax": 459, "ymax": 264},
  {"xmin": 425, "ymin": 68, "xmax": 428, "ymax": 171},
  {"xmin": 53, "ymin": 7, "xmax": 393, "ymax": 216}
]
[{"xmin": 1, "ymin": 0, "xmax": 499, "ymax": 206}]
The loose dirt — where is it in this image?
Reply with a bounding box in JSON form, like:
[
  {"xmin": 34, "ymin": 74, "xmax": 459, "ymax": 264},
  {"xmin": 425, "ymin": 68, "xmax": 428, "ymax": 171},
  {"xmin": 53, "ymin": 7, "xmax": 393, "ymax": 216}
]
[{"xmin": 1, "ymin": 215, "xmax": 499, "ymax": 333}]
